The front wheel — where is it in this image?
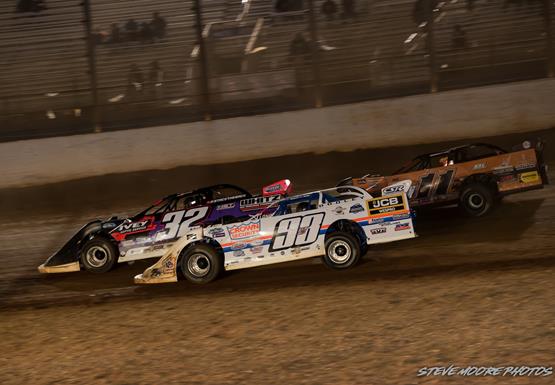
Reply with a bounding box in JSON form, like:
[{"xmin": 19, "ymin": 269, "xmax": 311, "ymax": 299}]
[
  {"xmin": 81, "ymin": 237, "xmax": 119, "ymax": 273},
  {"xmin": 459, "ymin": 183, "xmax": 496, "ymax": 217},
  {"xmin": 179, "ymin": 244, "xmax": 223, "ymax": 284},
  {"xmin": 322, "ymin": 232, "xmax": 361, "ymax": 269}
]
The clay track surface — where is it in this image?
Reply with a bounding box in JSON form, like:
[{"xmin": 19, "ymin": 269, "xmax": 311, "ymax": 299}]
[{"xmin": 0, "ymin": 129, "xmax": 554, "ymax": 384}]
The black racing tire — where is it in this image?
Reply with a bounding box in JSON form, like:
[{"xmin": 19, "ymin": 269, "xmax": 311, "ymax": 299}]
[
  {"xmin": 322, "ymin": 232, "xmax": 361, "ymax": 269},
  {"xmin": 80, "ymin": 237, "xmax": 119, "ymax": 273},
  {"xmin": 459, "ymin": 183, "xmax": 496, "ymax": 217},
  {"xmin": 179, "ymin": 244, "xmax": 223, "ymax": 284}
]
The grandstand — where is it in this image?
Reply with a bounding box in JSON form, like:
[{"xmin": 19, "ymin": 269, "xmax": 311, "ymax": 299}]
[{"xmin": 0, "ymin": 0, "xmax": 553, "ymax": 141}]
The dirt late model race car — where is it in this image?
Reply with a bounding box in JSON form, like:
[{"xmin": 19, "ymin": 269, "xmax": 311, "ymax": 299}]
[
  {"xmin": 340, "ymin": 140, "xmax": 548, "ymax": 217},
  {"xmin": 38, "ymin": 180, "xmax": 292, "ymax": 274},
  {"xmin": 134, "ymin": 186, "xmax": 416, "ymax": 285}
]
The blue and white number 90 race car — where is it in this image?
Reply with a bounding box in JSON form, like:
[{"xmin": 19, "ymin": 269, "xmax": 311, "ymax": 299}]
[{"xmin": 135, "ymin": 186, "xmax": 417, "ymax": 284}]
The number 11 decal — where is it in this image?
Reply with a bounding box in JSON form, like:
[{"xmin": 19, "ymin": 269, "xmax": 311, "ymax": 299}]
[{"xmin": 269, "ymin": 213, "xmax": 325, "ymax": 251}]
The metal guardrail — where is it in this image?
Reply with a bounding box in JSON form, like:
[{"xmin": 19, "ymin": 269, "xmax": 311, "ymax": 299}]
[{"xmin": 0, "ymin": 0, "xmax": 553, "ymax": 141}]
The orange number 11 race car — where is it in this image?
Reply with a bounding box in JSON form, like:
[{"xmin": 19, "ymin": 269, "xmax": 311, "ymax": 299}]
[{"xmin": 339, "ymin": 140, "xmax": 548, "ymax": 217}]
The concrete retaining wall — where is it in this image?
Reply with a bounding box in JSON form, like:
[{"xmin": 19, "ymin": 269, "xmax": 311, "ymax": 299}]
[{"xmin": 2, "ymin": 78, "xmax": 555, "ymax": 189}]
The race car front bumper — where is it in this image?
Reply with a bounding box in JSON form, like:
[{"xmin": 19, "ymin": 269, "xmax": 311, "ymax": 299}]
[{"xmin": 38, "ymin": 261, "xmax": 80, "ymax": 274}]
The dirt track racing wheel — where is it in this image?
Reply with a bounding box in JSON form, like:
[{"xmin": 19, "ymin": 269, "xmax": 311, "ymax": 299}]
[
  {"xmin": 323, "ymin": 232, "xmax": 361, "ymax": 269},
  {"xmin": 459, "ymin": 183, "xmax": 496, "ymax": 217},
  {"xmin": 180, "ymin": 244, "xmax": 223, "ymax": 284},
  {"xmin": 81, "ymin": 237, "xmax": 119, "ymax": 273}
]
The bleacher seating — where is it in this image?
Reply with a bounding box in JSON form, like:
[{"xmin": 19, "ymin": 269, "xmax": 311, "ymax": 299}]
[{"xmin": 0, "ymin": 0, "xmax": 553, "ymax": 140}]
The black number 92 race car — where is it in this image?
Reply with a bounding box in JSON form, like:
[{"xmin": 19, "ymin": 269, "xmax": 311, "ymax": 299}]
[{"xmin": 38, "ymin": 180, "xmax": 292, "ymax": 274}]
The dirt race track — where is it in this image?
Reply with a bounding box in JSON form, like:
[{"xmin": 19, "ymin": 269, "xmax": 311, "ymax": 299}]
[{"xmin": 0, "ymin": 129, "xmax": 554, "ymax": 384}]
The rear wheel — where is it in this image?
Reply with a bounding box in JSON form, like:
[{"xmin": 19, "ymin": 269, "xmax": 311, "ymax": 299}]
[
  {"xmin": 81, "ymin": 238, "xmax": 119, "ymax": 273},
  {"xmin": 180, "ymin": 244, "xmax": 222, "ymax": 284},
  {"xmin": 459, "ymin": 183, "xmax": 496, "ymax": 217},
  {"xmin": 323, "ymin": 232, "xmax": 361, "ymax": 269}
]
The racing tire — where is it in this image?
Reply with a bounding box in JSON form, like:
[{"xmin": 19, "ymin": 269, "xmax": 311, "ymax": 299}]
[
  {"xmin": 180, "ymin": 244, "xmax": 223, "ymax": 284},
  {"xmin": 459, "ymin": 183, "xmax": 496, "ymax": 217},
  {"xmin": 323, "ymin": 232, "xmax": 361, "ymax": 269},
  {"xmin": 80, "ymin": 237, "xmax": 119, "ymax": 273}
]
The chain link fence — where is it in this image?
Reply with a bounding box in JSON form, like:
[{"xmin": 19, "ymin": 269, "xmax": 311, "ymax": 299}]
[{"xmin": 1, "ymin": 0, "xmax": 554, "ymax": 141}]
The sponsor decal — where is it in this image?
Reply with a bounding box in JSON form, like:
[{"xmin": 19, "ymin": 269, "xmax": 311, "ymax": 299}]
[
  {"xmin": 216, "ymin": 202, "xmax": 235, "ymax": 210},
  {"xmin": 186, "ymin": 234, "xmax": 197, "ymax": 240},
  {"xmin": 333, "ymin": 206, "xmax": 346, "ymax": 215},
  {"xmin": 231, "ymin": 242, "xmax": 247, "ymax": 251},
  {"xmin": 249, "ymin": 239, "xmax": 264, "ymax": 247},
  {"xmin": 152, "ymin": 244, "xmax": 164, "ymax": 250},
  {"xmin": 164, "ymin": 260, "xmax": 174, "ymax": 269},
  {"xmin": 370, "ymin": 227, "xmax": 386, "ymax": 235},
  {"xmin": 515, "ymin": 162, "xmax": 536, "ymax": 171},
  {"xmin": 291, "ymin": 246, "xmax": 301, "ymax": 255},
  {"xmin": 265, "ymin": 184, "xmax": 282, "ymax": 193},
  {"xmin": 395, "ymin": 223, "xmax": 410, "ymax": 231},
  {"xmin": 208, "ymin": 194, "xmax": 247, "ymax": 204},
  {"xmin": 349, "ymin": 204, "xmax": 365, "ymax": 214},
  {"xmin": 499, "ymin": 174, "xmax": 517, "ymax": 183},
  {"xmin": 233, "ymin": 250, "xmax": 245, "ymax": 257},
  {"xmin": 519, "ymin": 171, "xmax": 539, "ymax": 183},
  {"xmin": 472, "ymin": 163, "xmax": 486, "ymax": 170},
  {"xmin": 383, "ymin": 185, "xmax": 405, "ymax": 194},
  {"xmin": 117, "ymin": 220, "xmax": 151, "ymax": 234},
  {"xmin": 208, "ymin": 228, "xmax": 226, "ymax": 238},
  {"xmin": 240, "ymin": 195, "xmax": 281, "ymax": 209},
  {"xmin": 368, "ymin": 194, "xmax": 406, "ymax": 216},
  {"xmin": 250, "ymin": 246, "xmax": 264, "ymax": 254},
  {"xmin": 228, "ymin": 221, "xmax": 260, "ymax": 239},
  {"xmin": 391, "ymin": 213, "xmax": 411, "ymax": 221}
]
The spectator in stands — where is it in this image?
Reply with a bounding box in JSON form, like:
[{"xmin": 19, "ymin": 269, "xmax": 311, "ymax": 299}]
[
  {"xmin": 412, "ymin": 0, "xmax": 439, "ymax": 26},
  {"xmin": 17, "ymin": 0, "xmax": 46, "ymax": 13},
  {"xmin": 321, "ymin": 0, "xmax": 338, "ymax": 20},
  {"xmin": 125, "ymin": 19, "xmax": 139, "ymax": 41},
  {"xmin": 466, "ymin": 0, "xmax": 477, "ymax": 11},
  {"xmin": 127, "ymin": 64, "xmax": 144, "ymax": 99},
  {"xmin": 139, "ymin": 21, "xmax": 153, "ymax": 43},
  {"xmin": 147, "ymin": 60, "xmax": 164, "ymax": 99},
  {"xmin": 109, "ymin": 23, "xmax": 121, "ymax": 44},
  {"xmin": 290, "ymin": 32, "xmax": 310, "ymax": 57},
  {"xmin": 341, "ymin": 0, "xmax": 356, "ymax": 19},
  {"xmin": 452, "ymin": 25, "xmax": 467, "ymax": 49},
  {"xmin": 275, "ymin": 0, "xmax": 290, "ymax": 12},
  {"xmin": 150, "ymin": 12, "xmax": 167, "ymax": 40},
  {"xmin": 289, "ymin": 32, "xmax": 311, "ymax": 93}
]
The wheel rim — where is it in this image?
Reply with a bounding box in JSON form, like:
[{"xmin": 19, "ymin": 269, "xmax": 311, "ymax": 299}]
[
  {"xmin": 187, "ymin": 254, "xmax": 211, "ymax": 278},
  {"xmin": 467, "ymin": 193, "xmax": 485, "ymax": 210},
  {"xmin": 328, "ymin": 240, "xmax": 352, "ymax": 264},
  {"xmin": 85, "ymin": 245, "xmax": 109, "ymax": 268}
]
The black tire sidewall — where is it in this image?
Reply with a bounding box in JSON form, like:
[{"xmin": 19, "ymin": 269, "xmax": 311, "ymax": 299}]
[
  {"xmin": 323, "ymin": 232, "xmax": 361, "ymax": 269},
  {"xmin": 180, "ymin": 244, "xmax": 222, "ymax": 284},
  {"xmin": 80, "ymin": 238, "xmax": 118, "ymax": 273},
  {"xmin": 460, "ymin": 183, "xmax": 495, "ymax": 217}
]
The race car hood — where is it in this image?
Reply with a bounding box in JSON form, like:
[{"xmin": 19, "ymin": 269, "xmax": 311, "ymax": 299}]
[{"xmin": 38, "ymin": 217, "xmax": 125, "ymax": 272}]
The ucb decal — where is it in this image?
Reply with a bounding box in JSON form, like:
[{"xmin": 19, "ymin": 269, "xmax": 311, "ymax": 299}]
[{"xmin": 367, "ymin": 194, "xmax": 405, "ymax": 216}]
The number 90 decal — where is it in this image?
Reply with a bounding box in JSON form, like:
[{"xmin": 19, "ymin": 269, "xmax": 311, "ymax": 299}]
[{"xmin": 269, "ymin": 213, "xmax": 325, "ymax": 251}]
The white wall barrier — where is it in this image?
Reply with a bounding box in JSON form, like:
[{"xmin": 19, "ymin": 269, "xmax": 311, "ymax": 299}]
[{"xmin": 2, "ymin": 78, "xmax": 555, "ymax": 189}]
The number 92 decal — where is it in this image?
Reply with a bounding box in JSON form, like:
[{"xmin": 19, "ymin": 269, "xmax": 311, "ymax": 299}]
[{"xmin": 269, "ymin": 213, "xmax": 325, "ymax": 252}]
